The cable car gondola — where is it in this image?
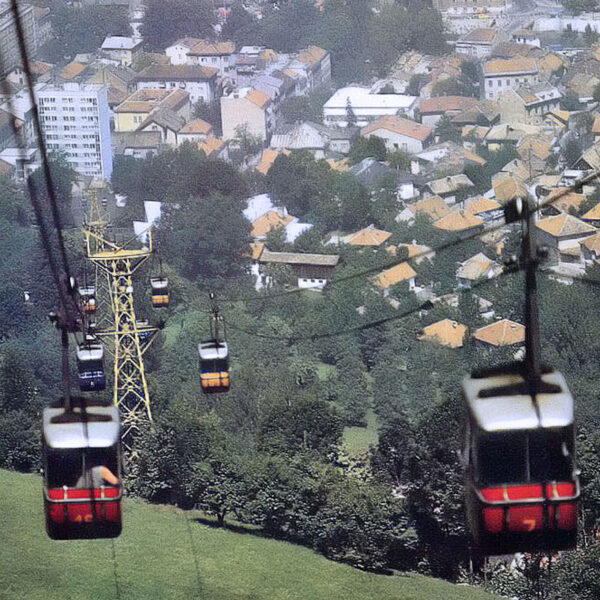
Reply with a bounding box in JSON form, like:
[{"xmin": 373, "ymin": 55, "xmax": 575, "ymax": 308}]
[
  {"xmin": 77, "ymin": 341, "xmax": 106, "ymax": 392},
  {"xmin": 79, "ymin": 286, "xmax": 96, "ymax": 314},
  {"xmin": 150, "ymin": 277, "xmax": 170, "ymax": 308},
  {"xmin": 43, "ymin": 397, "xmax": 122, "ymax": 540},
  {"xmin": 198, "ymin": 339, "xmax": 230, "ymax": 393},
  {"xmin": 462, "ymin": 365, "xmax": 579, "ymax": 555}
]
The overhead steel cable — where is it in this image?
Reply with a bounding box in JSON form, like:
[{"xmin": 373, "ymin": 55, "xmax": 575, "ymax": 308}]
[
  {"xmin": 222, "ymin": 265, "xmax": 519, "ymax": 342},
  {"xmin": 9, "ymin": 0, "xmax": 73, "ymax": 287},
  {"xmin": 218, "ymin": 169, "xmax": 600, "ymax": 306}
]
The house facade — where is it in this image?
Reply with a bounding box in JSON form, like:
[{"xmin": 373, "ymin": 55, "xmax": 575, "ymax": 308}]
[
  {"xmin": 482, "ymin": 57, "xmax": 539, "ymax": 100},
  {"xmin": 361, "ymin": 115, "xmax": 433, "ymax": 153},
  {"xmin": 221, "ymin": 87, "xmax": 273, "ymax": 142},
  {"xmin": 498, "ymin": 84, "xmax": 561, "ymax": 125},
  {"xmin": 134, "ymin": 64, "xmax": 218, "ymax": 104}
]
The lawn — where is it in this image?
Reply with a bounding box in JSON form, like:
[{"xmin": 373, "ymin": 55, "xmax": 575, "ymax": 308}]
[
  {"xmin": 343, "ymin": 406, "xmax": 379, "ymax": 457},
  {"xmin": 0, "ymin": 469, "xmax": 498, "ymax": 600}
]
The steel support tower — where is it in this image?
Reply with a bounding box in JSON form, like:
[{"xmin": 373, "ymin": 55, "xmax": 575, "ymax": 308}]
[{"xmin": 84, "ymin": 191, "xmax": 158, "ymax": 445}]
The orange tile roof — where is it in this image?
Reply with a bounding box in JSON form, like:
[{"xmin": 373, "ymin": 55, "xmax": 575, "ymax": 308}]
[
  {"xmin": 362, "ymin": 115, "xmax": 433, "ymax": 142},
  {"xmin": 198, "ymin": 136, "xmax": 225, "ymax": 156},
  {"xmin": 483, "ymin": 57, "xmax": 538, "ymax": 76},
  {"xmin": 493, "ymin": 176, "xmax": 528, "ymax": 204},
  {"xmin": 394, "ymin": 243, "xmax": 433, "ymax": 259},
  {"xmin": 409, "ymin": 195, "xmax": 452, "ymax": 221},
  {"xmin": 326, "ymin": 158, "xmax": 350, "ymax": 172},
  {"xmin": 582, "ymin": 203, "xmax": 600, "ymax": 220},
  {"xmin": 298, "ymin": 45, "xmax": 327, "ymax": 67},
  {"xmin": 246, "ymin": 89, "xmax": 271, "ymax": 108},
  {"xmin": 517, "ymin": 136, "xmax": 552, "ymax": 161},
  {"xmin": 188, "ymin": 40, "xmax": 235, "ymax": 56},
  {"xmin": 464, "ymin": 149, "xmax": 487, "ymax": 166},
  {"xmin": 348, "ymin": 226, "xmax": 392, "ymax": 246},
  {"xmin": 115, "ymin": 101, "xmax": 156, "ymax": 113},
  {"xmin": 462, "ymin": 28, "xmax": 498, "ymax": 43},
  {"xmin": 433, "ymin": 210, "xmax": 484, "ymax": 232},
  {"xmin": 251, "ymin": 210, "xmax": 294, "ymax": 237},
  {"xmin": 536, "ymin": 214, "xmax": 596, "ymax": 238},
  {"xmin": 419, "ymin": 96, "xmax": 478, "ymax": 114},
  {"xmin": 374, "ymin": 262, "xmax": 417, "ymax": 289},
  {"xmin": 250, "ymin": 242, "xmax": 265, "ymax": 260},
  {"xmin": 419, "ymin": 319, "xmax": 467, "ymax": 348},
  {"xmin": 473, "ymin": 319, "xmax": 525, "ymax": 346},
  {"xmin": 256, "ymin": 149, "xmax": 290, "ymax": 176},
  {"xmin": 60, "ymin": 62, "xmax": 86, "ymax": 80},
  {"xmin": 181, "ymin": 118, "xmax": 213, "ymax": 135},
  {"xmin": 548, "ymin": 190, "xmax": 587, "ymax": 214},
  {"xmin": 581, "ymin": 232, "xmax": 600, "ymax": 253},
  {"xmin": 458, "ymin": 252, "xmax": 496, "ymax": 281},
  {"xmin": 465, "ymin": 196, "xmax": 501, "ymax": 216}
]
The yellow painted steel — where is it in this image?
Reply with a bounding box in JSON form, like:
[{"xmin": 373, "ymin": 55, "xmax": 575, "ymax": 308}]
[{"xmin": 84, "ymin": 190, "xmax": 157, "ymax": 445}]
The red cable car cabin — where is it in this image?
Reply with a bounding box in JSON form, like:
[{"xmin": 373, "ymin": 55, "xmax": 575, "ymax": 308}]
[
  {"xmin": 462, "ymin": 368, "xmax": 579, "ymax": 555},
  {"xmin": 42, "ymin": 397, "xmax": 122, "ymax": 540}
]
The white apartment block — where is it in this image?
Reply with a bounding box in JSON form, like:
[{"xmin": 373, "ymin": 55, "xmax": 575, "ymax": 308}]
[
  {"xmin": 37, "ymin": 82, "xmax": 113, "ymax": 180},
  {"xmin": 0, "ymin": 1, "xmax": 37, "ymax": 77},
  {"xmin": 482, "ymin": 57, "xmax": 539, "ymax": 101}
]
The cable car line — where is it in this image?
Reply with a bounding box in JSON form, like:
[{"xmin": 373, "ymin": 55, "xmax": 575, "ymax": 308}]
[
  {"xmin": 217, "ymin": 170, "xmax": 600, "ymax": 307},
  {"xmin": 222, "ymin": 266, "xmax": 517, "ymax": 343}
]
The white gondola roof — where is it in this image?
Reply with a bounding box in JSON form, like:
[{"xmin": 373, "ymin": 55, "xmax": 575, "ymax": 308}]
[
  {"xmin": 150, "ymin": 277, "xmax": 168, "ymax": 289},
  {"xmin": 463, "ymin": 370, "xmax": 573, "ymax": 432},
  {"xmin": 77, "ymin": 345, "xmax": 104, "ymax": 361},
  {"xmin": 43, "ymin": 401, "xmax": 119, "ymax": 449},
  {"xmin": 198, "ymin": 340, "xmax": 228, "ymax": 360},
  {"xmin": 79, "ymin": 287, "xmax": 95, "ymax": 296}
]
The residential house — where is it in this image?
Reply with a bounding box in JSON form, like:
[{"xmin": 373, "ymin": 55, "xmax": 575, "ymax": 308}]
[
  {"xmin": 221, "ymin": 87, "xmax": 273, "ymax": 142},
  {"xmin": 0, "ymin": 108, "xmax": 18, "ymax": 152},
  {"xmin": 573, "ymin": 143, "xmax": 600, "ymax": 171},
  {"xmin": 418, "ymin": 319, "xmax": 467, "ymax": 348},
  {"xmin": 410, "ymin": 142, "xmax": 486, "ymax": 177},
  {"xmin": 593, "ymin": 115, "xmax": 600, "ymax": 144},
  {"xmin": 286, "ymin": 46, "xmax": 332, "ymax": 91},
  {"xmin": 517, "ymin": 135, "xmax": 554, "ymax": 176},
  {"xmin": 0, "ymin": 147, "xmax": 38, "ymax": 181},
  {"xmin": 535, "ymin": 213, "xmax": 596, "ymax": 266},
  {"xmin": 484, "ymin": 122, "xmax": 541, "ymax": 151},
  {"xmin": 114, "ymin": 88, "xmax": 190, "ymax": 133},
  {"xmin": 374, "ymin": 262, "xmax": 417, "ymax": 295},
  {"xmin": 59, "ymin": 62, "xmax": 88, "ymax": 82},
  {"xmin": 250, "ymin": 208, "xmax": 312, "ymax": 243},
  {"xmin": 566, "ymin": 72, "xmax": 600, "ymax": 106},
  {"xmin": 0, "ymin": 2, "xmax": 37, "ymax": 77},
  {"xmin": 252, "ymin": 246, "xmax": 339, "ymax": 291},
  {"xmin": 323, "ymin": 86, "xmax": 418, "ymax": 127},
  {"xmin": 498, "ymin": 83, "xmax": 562, "ymax": 125},
  {"xmin": 165, "ymin": 38, "xmax": 202, "ymax": 65},
  {"xmin": 86, "ymin": 64, "xmax": 137, "ymax": 112},
  {"xmin": 580, "ymin": 233, "xmax": 600, "ymax": 264},
  {"xmin": 134, "ymin": 64, "xmax": 218, "ymax": 104},
  {"xmin": 582, "ymin": 203, "xmax": 600, "ymax": 225},
  {"xmin": 33, "ymin": 6, "xmax": 52, "ymax": 47},
  {"xmin": 482, "ymin": 57, "xmax": 539, "ymax": 100},
  {"xmin": 433, "ymin": 209, "xmax": 484, "ymax": 237},
  {"xmin": 452, "ymin": 100, "xmax": 500, "ymax": 127},
  {"xmin": 457, "ymin": 252, "xmax": 502, "ymax": 288},
  {"xmin": 186, "ymin": 40, "xmax": 236, "ymax": 77},
  {"xmin": 512, "ymin": 29, "xmax": 541, "ymax": 48},
  {"xmin": 177, "ymin": 118, "xmax": 213, "ymax": 144},
  {"xmin": 425, "ymin": 173, "xmax": 475, "ymax": 203},
  {"xmin": 198, "ymin": 136, "xmax": 229, "ymax": 160},
  {"xmin": 492, "ymin": 174, "xmax": 528, "ymax": 204},
  {"xmin": 138, "ymin": 109, "xmax": 186, "ymax": 146},
  {"xmin": 464, "ymin": 196, "xmax": 503, "ymax": 222},
  {"xmin": 349, "ymin": 158, "xmax": 397, "ymax": 188},
  {"xmin": 396, "ymin": 195, "xmax": 451, "ymax": 224},
  {"xmin": 256, "ymin": 149, "xmax": 290, "ymax": 175},
  {"xmin": 113, "ymin": 131, "xmax": 162, "ymax": 158},
  {"xmin": 271, "ymin": 121, "xmax": 359, "ymax": 158},
  {"xmin": 418, "ymin": 95, "xmax": 478, "ymax": 127},
  {"xmin": 101, "ymin": 36, "xmax": 143, "ymax": 67},
  {"xmin": 361, "ymin": 116, "xmax": 433, "ymax": 154},
  {"xmin": 340, "ymin": 225, "xmax": 392, "ymax": 247},
  {"xmin": 456, "ymin": 28, "xmax": 507, "ymax": 58},
  {"xmin": 545, "ymin": 189, "xmax": 588, "ymax": 216},
  {"xmin": 473, "ymin": 319, "xmax": 525, "ymax": 349},
  {"xmin": 392, "ymin": 242, "xmax": 435, "ymax": 264}
]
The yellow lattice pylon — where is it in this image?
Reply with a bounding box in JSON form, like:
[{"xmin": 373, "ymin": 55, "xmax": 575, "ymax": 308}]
[{"xmin": 84, "ymin": 224, "xmax": 158, "ymax": 446}]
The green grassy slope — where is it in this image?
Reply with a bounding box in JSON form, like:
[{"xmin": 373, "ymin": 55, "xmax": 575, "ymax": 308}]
[{"xmin": 0, "ymin": 469, "xmax": 497, "ymax": 600}]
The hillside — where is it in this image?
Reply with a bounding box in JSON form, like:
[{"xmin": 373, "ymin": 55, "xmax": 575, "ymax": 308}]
[{"xmin": 0, "ymin": 469, "xmax": 498, "ymax": 600}]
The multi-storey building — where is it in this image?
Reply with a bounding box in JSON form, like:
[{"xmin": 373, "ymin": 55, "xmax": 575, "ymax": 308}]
[
  {"xmin": 482, "ymin": 57, "xmax": 539, "ymax": 100},
  {"xmin": 0, "ymin": 1, "xmax": 37, "ymax": 77},
  {"xmin": 37, "ymin": 82, "xmax": 113, "ymax": 180}
]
